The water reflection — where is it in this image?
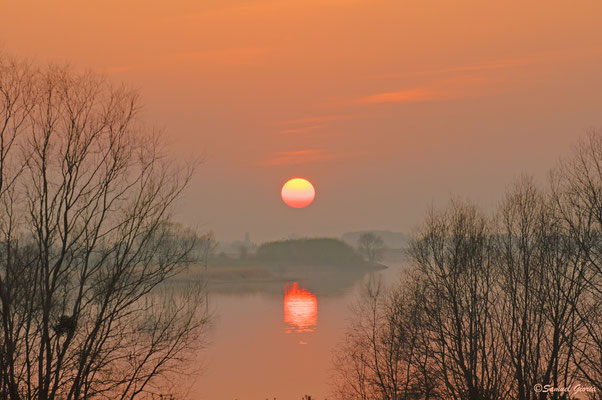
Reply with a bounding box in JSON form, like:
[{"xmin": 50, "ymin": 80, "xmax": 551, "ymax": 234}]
[{"xmin": 284, "ymin": 282, "xmax": 317, "ymax": 334}]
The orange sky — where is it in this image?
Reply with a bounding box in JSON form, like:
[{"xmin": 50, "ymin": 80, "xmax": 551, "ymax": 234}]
[{"xmin": 2, "ymin": 0, "xmax": 602, "ymax": 241}]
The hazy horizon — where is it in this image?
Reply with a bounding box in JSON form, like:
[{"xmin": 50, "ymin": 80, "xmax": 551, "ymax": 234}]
[{"xmin": 3, "ymin": 0, "xmax": 601, "ymax": 242}]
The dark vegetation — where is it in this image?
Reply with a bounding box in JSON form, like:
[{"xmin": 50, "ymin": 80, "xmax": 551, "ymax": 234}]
[
  {"xmin": 356, "ymin": 232, "xmax": 386, "ymax": 262},
  {"xmin": 206, "ymin": 237, "xmax": 384, "ymax": 270},
  {"xmin": 198, "ymin": 237, "xmax": 384, "ymax": 296},
  {"xmin": 332, "ymin": 131, "xmax": 602, "ymax": 400},
  {"xmin": 342, "ymin": 230, "xmax": 408, "ymax": 249},
  {"xmin": 256, "ymin": 238, "xmax": 368, "ymax": 268},
  {"xmin": 0, "ymin": 54, "xmax": 208, "ymax": 400}
]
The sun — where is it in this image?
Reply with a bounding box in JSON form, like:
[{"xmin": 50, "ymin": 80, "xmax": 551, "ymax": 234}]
[{"xmin": 281, "ymin": 178, "xmax": 315, "ymax": 208}]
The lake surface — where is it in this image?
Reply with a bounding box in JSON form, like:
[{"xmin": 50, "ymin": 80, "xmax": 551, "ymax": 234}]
[{"xmin": 191, "ymin": 261, "xmax": 403, "ymax": 400}]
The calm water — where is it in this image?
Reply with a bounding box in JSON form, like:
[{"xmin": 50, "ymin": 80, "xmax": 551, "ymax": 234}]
[{"xmin": 191, "ymin": 262, "xmax": 402, "ymax": 400}]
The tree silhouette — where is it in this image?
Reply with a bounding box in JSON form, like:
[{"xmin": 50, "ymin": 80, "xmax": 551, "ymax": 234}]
[
  {"xmin": 357, "ymin": 233, "xmax": 386, "ymax": 263},
  {"xmin": 0, "ymin": 54, "xmax": 209, "ymax": 400}
]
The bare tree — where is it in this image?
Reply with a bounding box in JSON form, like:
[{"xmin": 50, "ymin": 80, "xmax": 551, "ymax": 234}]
[
  {"xmin": 409, "ymin": 201, "xmax": 510, "ymax": 400},
  {"xmin": 333, "ymin": 133, "xmax": 601, "ymax": 400},
  {"xmin": 357, "ymin": 233, "xmax": 386, "ymax": 263},
  {"xmin": 198, "ymin": 231, "xmax": 217, "ymax": 273},
  {"xmin": 0, "ymin": 54, "xmax": 36, "ymax": 399},
  {"xmin": 0, "ymin": 55, "xmax": 209, "ymax": 400},
  {"xmin": 332, "ymin": 277, "xmax": 436, "ymax": 400},
  {"xmin": 495, "ymin": 177, "xmax": 584, "ymax": 400},
  {"xmin": 551, "ymin": 130, "xmax": 602, "ymax": 397}
]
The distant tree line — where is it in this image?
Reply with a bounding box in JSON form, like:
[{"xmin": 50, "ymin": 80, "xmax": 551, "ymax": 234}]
[
  {"xmin": 256, "ymin": 238, "xmax": 367, "ymax": 268},
  {"xmin": 333, "ymin": 132, "xmax": 602, "ymax": 400},
  {"xmin": 202, "ymin": 236, "xmax": 384, "ymax": 269},
  {"xmin": 0, "ymin": 54, "xmax": 209, "ymax": 399}
]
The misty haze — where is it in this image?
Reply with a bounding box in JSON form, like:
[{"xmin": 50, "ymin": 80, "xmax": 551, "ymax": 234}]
[{"xmin": 1, "ymin": 2, "xmax": 602, "ymax": 400}]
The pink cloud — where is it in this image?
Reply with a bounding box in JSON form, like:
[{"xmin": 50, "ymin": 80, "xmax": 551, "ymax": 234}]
[{"xmin": 355, "ymin": 87, "xmax": 453, "ymax": 105}]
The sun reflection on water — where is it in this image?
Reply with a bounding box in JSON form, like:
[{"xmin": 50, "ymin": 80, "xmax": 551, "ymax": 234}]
[{"xmin": 284, "ymin": 282, "xmax": 317, "ymax": 335}]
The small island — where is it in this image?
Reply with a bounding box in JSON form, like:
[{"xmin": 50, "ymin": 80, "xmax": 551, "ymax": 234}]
[
  {"xmin": 256, "ymin": 237, "xmax": 382, "ymax": 268},
  {"xmin": 191, "ymin": 237, "xmax": 387, "ymax": 295}
]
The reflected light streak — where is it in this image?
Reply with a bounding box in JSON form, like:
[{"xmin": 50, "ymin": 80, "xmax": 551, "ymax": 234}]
[{"xmin": 284, "ymin": 282, "xmax": 317, "ymax": 334}]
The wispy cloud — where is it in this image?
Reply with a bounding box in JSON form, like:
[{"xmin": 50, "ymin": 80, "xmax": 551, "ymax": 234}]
[
  {"xmin": 271, "ymin": 113, "xmax": 369, "ymax": 138},
  {"xmin": 367, "ymin": 57, "xmax": 536, "ymax": 81},
  {"xmin": 261, "ymin": 149, "xmax": 336, "ymax": 166},
  {"xmin": 350, "ymin": 75, "xmax": 493, "ymax": 106},
  {"xmin": 105, "ymin": 64, "xmax": 139, "ymax": 74},
  {"xmin": 175, "ymin": 47, "xmax": 271, "ymax": 66},
  {"xmin": 355, "ymin": 87, "xmax": 453, "ymax": 105},
  {"xmin": 424, "ymin": 57, "xmax": 535, "ymax": 75},
  {"xmin": 182, "ymin": 0, "xmax": 367, "ymax": 21},
  {"xmin": 104, "ymin": 47, "xmax": 271, "ymax": 74},
  {"xmin": 278, "ymin": 125, "xmax": 322, "ymax": 134},
  {"xmin": 342, "ymin": 56, "xmax": 544, "ymax": 107},
  {"xmin": 277, "ymin": 114, "xmax": 361, "ymax": 126}
]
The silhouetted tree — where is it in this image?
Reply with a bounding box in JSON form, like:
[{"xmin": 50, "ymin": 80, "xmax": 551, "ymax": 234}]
[
  {"xmin": 332, "ymin": 278, "xmax": 436, "ymax": 400},
  {"xmin": 495, "ymin": 177, "xmax": 583, "ymax": 400},
  {"xmin": 0, "ymin": 54, "xmax": 208, "ymax": 400},
  {"xmin": 410, "ymin": 201, "xmax": 510, "ymax": 400},
  {"xmin": 357, "ymin": 233, "xmax": 386, "ymax": 263},
  {"xmin": 199, "ymin": 231, "xmax": 218, "ymax": 272},
  {"xmin": 333, "ymin": 132, "xmax": 601, "ymax": 400},
  {"xmin": 551, "ymin": 130, "xmax": 602, "ymax": 396}
]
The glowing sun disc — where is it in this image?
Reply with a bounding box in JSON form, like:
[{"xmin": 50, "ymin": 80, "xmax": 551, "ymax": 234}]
[{"xmin": 281, "ymin": 178, "xmax": 315, "ymax": 208}]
